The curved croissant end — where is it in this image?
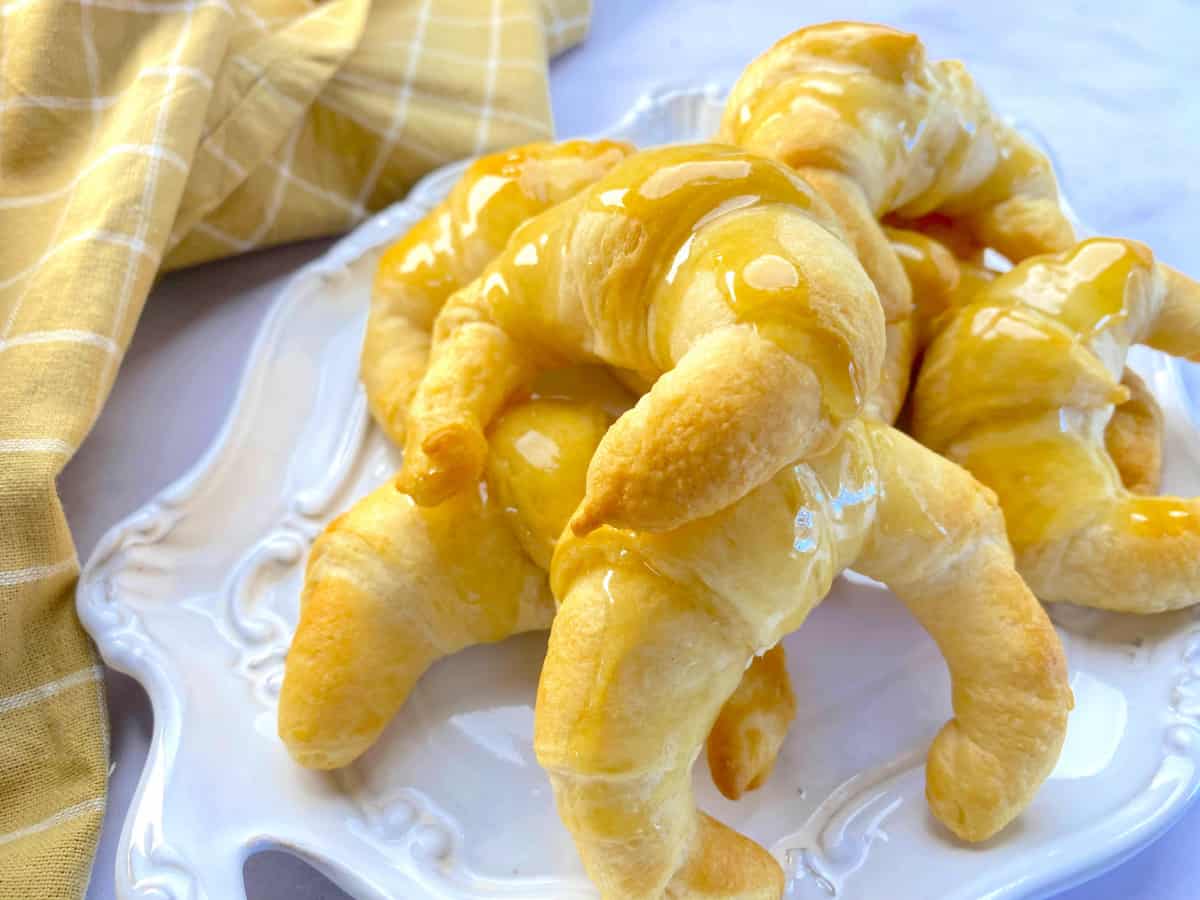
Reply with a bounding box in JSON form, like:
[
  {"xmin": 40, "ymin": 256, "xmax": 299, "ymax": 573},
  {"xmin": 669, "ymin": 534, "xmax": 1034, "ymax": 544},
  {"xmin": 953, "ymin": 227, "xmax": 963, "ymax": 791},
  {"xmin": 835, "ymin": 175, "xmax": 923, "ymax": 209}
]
[
  {"xmin": 537, "ymin": 558, "xmax": 787, "ymax": 899},
  {"xmin": 278, "ymin": 483, "xmax": 554, "ymax": 769},
  {"xmin": 567, "ymin": 324, "xmax": 826, "ymax": 535},
  {"xmin": 720, "ymin": 22, "xmax": 1075, "ymax": 264},
  {"xmin": 401, "ymin": 145, "xmax": 885, "ymax": 534},
  {"xmin": 1106, "ymin": 370, "xmax": 1164, "ymax": 495},
  {"xmin": 537, "ymin": 472, "xmax": 834, "ymax": 899},
  {"xmin": 913, "ymin": 238, "xmax": 1200, "ymax": 612},
  {"xmin": 858, "ymin": 423, "xmax": 1071, "ymax": 841},
  {"xmin": 707, "ymin": 643, "xmax": 796, "ymax": 801},
  {"xmin": 1146, "ymin": 265, "xmax": 1200, "ymax": 362},
  {"xmin": 361, "ymin": 139, "xmax": 632, "ymax": 447}
]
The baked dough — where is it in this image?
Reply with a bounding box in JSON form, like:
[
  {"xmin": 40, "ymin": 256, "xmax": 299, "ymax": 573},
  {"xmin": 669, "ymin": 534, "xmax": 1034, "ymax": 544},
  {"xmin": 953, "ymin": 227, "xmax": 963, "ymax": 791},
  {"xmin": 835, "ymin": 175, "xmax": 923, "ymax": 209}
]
[
  {"xmin": 362, "ymin": 139, "xmax": 632, "ymax": 447},
  {"xmin": 720, "ymin": 22, "xmax": 1074, "ymax": 263},
  {"xmin": 719, "ymin": 22, "xmax": 1078, "ymax": 428},
  {"xmin": 399, "ymin": 145, "xmax": 886, "ymax": 536},
  {"xmin": 279, "ymin": 365, "xmax": 797, "ymax": 799},
  {"xmin": 912, "ymin": 238, "xmax": 1200, "ymax": 611},
  {"xmin": 536, "ymin": 418, "xmax": 1071, "ymax": 897}
]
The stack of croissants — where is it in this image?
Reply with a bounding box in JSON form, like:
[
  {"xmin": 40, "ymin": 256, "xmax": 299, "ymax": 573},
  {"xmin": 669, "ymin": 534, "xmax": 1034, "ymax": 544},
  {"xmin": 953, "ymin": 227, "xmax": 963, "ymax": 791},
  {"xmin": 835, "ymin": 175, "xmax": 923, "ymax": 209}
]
[{"xmin": 276, "ymin": 22, "xmax": 1200, "ymax": 899}]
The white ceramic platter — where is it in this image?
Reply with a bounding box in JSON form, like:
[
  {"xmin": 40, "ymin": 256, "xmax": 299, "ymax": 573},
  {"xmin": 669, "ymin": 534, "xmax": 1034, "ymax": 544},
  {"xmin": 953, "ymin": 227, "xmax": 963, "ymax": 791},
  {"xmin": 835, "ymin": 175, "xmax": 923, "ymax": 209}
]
[{"xmin": 79, "ymin": 86, "xmax": 1200, "ymax": 900}]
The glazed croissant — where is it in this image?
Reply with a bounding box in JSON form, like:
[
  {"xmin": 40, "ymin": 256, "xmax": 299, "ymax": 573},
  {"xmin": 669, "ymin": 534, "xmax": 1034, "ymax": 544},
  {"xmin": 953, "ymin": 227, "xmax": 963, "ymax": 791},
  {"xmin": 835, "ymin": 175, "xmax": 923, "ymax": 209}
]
[
  {"xmin": 378, "ymin": 144, "xmax": 1069, "ymax": 893},
  {"xmin": 536, "ymin": 417, "xmax": 1071, "ymax": 898},
  {"xmin": 279, "ymin": 364, "xmax": 798, "ymax": 800},
  {"xmin": 291, "ymin": 141, "xmax": 800, "ymax": 791},
  {"xmin": 720, "ymin": 22, "xmax": 1075, "ymax": 265},
  {"xmin": 911, "ymin": 237, "xmax": 1200, "ymax": 612},
  {"xmin": 362, "ymin": 139, "xmax": 633, "ymax": 447},
  {"xmin": 291, "ymin": 139, "xmax": 1072, "ymax": 899},
  {"xmin": 887, "ymin": 226, "xmax": 1167, "ymax": 493},
  {"xmin": 718, "ymin": 21, "xmax": 1082, "ymax": 431},
  {"xmin": 399, "ymin": 145, "xmax": 887, "ymax": 536}
]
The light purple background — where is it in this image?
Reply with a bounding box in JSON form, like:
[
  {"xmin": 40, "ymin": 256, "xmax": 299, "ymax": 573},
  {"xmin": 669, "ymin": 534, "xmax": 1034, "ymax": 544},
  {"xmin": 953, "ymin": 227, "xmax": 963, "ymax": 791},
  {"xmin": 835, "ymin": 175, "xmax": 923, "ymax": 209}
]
[{"xmin": 69, "ymin": 2, "xmax": 1200, "ymax": 897}]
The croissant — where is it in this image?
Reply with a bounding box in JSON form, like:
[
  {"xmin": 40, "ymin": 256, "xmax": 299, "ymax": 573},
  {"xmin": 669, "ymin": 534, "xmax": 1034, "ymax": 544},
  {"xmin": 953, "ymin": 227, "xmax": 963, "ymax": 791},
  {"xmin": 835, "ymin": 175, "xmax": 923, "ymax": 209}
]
[
  {"xmin": 718, "ymin": 21, "xmax": 1083, "ymax": 433},
  {"xmin": 362, "ymin": 139, "xmax": 633, "ymax": 447},
  {"xmin": 886, "ymin": 226, "xmax": 1167, "ymax": 492},
  {"xmin": 536, "ymin": 417, "xmax": 1071, "ymax": 898},
  {"xmin": 719, "ymin": 22, "xmax": 1075, "ymax": 267},
  {"xmin": 398, "ymin": 144, "xmax": 887, "ymax": 536},
  {"xmin": 910, "ymin": 237, "xmax": 1200, "ymax": 612},
  {"xmin": 382, "ymin": 143, "xmax": 1069, "ymax": 892},
  {"xmin": 279, "ymin": 364, "xmax": 797, "ymax": 798},
  {"xmin": 291, "ymin": 141, "xmax": 800, "ymax": 788}
]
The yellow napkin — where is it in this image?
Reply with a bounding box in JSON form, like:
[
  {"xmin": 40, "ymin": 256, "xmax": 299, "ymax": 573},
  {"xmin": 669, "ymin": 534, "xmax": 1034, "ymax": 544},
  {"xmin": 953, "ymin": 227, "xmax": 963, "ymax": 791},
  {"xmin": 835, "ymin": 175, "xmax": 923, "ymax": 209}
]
[{"xmin": 0, "ymin": 0, "xmax": 589, "ymax": 895}]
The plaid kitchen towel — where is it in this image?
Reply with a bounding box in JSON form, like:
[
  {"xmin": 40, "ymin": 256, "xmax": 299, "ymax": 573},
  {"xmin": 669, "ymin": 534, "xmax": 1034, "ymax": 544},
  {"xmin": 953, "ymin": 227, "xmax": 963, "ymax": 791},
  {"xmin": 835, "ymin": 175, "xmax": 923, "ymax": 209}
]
[{"xmin": 0, "ymin": 0, "xmax": 588, "ymax": 895}]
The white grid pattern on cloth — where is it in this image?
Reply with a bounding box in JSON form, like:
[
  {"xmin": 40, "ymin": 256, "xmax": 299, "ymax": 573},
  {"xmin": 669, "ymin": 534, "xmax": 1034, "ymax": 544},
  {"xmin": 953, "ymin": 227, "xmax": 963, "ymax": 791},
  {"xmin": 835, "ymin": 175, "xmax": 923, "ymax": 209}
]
[
  {"xmin": 386, "ymin": 36, "xmax": 545, "ymax": 74},
  {"xmin": 200, "ymin": 137, "xmax": 247, "ymax": 179},
  {"xmin": 472, "ymin": 0, "xmax": 502, "ymax": 154},
  {"xmin": 0, "ymin": 798, "xmax": 106, "ymax": 848},
  {"xmin": 351, "ymin": 0, "xmax": 431, "ymax": 213},
  {"xmin": 0, "ymin": 140, "xmax": 185, "ymax": 347},
  {"xmin": 0, "ymin": 558, "xmax": 77, "ymax": 589},
  {"xmin": 314, "ymin": 92, "xmax": 445, "ymax": 161},
  {"xmin": 183, "ymin": 126, "xmax": 364, "ymax": 251},
  {"xmin": 0, "ymin": 666, "xmax": 102, "ymax": 715},
  {"xmin": 0, "ymin": 329, "xmax": 121, "ymax": 355},
  {"xmin": 0, "ymin": 144, "xmax": 188, "ymax": 210},
  {"xmin": 0, "ymin": 94, "xmax": 120, "ymax": 112},
  {"xmin": 192, "ymin": 220, "xmax": 250, "ymax": 251},
  {"xmin": 0, "ymin": 0, "xmax": 127, "ymax": 343},
  {"xmin": 90, "ymin": 0, "xmax": 230, "ymax": 14},
  {"xmin": 0, "ymin": 65, "xmax": 216, "ymax": 112},
  {"xmin": 94, "ymin": 0, "xmax": 208, "ymax": 414},
  {"xmin": 330, "ymin": 68, "xmax": 553, "ymax": 136},
  {"xmin": 2, "ymin": 0, "xmax": 225, "ymax": 16},
  {"xmin": 0, "ymin": 230, "xmax": 159, "ymax": 292},
  {"xmin": 242, "ymin": 122, "xmax": 302, "ymax": 246},
  {"xmin": 395, "ymin": 7, "xmax": 538, "ymax": 27},
  {"xmin": 230, "ymin": 55, "xmax": 304, "ymax": 115},
  {"xmin": 0, "ymin": 438, "xmax": 75, "ymax": 455}
]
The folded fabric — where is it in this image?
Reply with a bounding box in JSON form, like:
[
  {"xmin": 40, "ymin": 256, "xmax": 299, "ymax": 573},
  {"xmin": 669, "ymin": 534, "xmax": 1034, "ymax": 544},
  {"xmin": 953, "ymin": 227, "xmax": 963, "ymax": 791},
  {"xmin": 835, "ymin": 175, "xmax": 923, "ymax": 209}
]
[{"xmin": 0, "ymin": 0, "xmax": 588, "ymax": 895}]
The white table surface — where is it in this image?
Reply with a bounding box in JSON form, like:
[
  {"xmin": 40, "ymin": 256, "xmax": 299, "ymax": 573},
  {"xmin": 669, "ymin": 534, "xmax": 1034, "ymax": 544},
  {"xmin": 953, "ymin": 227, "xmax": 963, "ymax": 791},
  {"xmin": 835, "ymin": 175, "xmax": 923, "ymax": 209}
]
[{"xmin": 67, "ymin": 2, "xmax": 1200, "ymax": 897}]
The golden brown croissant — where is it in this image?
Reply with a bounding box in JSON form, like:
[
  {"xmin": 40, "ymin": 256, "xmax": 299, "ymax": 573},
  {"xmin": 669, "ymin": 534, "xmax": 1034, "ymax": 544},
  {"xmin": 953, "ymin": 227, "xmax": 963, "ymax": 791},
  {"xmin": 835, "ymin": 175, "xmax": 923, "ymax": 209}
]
[
  {"xmin": 279, "ymin": 364, "xmax": 797, "ymax": 797},
  {"xmin": 399, "ymin": 145, "xmax": 887, "ymax": 536},
  {"xmin": 720, "ymin": 22, "xmax": 1075, "ymax": 265},
  {"xmin": 360, "ymin": 146, "xmax": 1079, "ymax": 893},
  {"xmin": 362, "ymin": 139, "xmax": 633, "ymax": 447},
  {"xmin": 911, "ymin": 237, "xmax": 1200, "ymax": 612},
  {"xmin": 885, "ymin": 226, "xmax": 1166, "ymax": 488},
  {"xmin": 718, "ymin": 22, "xmax": 1078, "ymax": 432},
  {"xmin": 324, "ymin": 141, "xmax": 1071, "ymax": 897},
  {"xmin": 536, "ymin": 417, "xmax": 1071, "ymax": 898}
]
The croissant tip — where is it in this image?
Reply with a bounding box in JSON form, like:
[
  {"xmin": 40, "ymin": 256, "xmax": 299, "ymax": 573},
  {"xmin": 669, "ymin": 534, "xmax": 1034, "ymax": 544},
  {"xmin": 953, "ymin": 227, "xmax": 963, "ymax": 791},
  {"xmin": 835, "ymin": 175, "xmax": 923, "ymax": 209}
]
[
  {"xmin": 393, "ymin": 470, "xmax": 416, "ymax": 497},
  {"xmin": 569, "ymin": 509, "xmax": 600, "ymax": 537},
  {"xmin": 570, "ymin": 494, "xmax": 613, "ymax": 535}
]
